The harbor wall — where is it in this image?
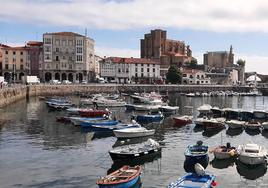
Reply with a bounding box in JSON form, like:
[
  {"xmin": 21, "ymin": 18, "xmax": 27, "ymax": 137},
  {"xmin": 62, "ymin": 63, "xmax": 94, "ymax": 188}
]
[{"xmin": 0, "ymin": 84, "xmax": 254, "ymax": 108}]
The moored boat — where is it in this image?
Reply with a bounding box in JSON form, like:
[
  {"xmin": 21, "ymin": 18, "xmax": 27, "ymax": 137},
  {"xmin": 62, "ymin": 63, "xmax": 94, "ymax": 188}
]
[
  {"xmin": 194, "ymin": 116, "xmax": 208, "ymax": 126},
  {"xmin": 203, "ymin": 118, "xmax": 225, "ymax": 130},
  {"xmin": 225, "ymin": 120, "xmax": 245, "ymax": 129},
  {"xmin": 79, "ymin": 109, "xmax": 110, "ymax": 117},
  {"xmin": 184, "ymin": 141, "xmax": 209, "ymax": 167},
  {"xmin": 80, "ymin": 120, "xmax": 119, "ymax": 128},
  {"xmin": 132, "ymin": 113, "xmax": 164, "ymax": 123},
  {"xmin": 168, "ymin": 163, "xmax": 217, "ymax": 188},
  {"xmin": 69, "ymin": 116, "xmax": 108, "ymax": 126},
  {"xmin": 96, "ymin": 165, "xmax": 142, "ymax": 188},
  {"xmin": 244, "ymin": 121, "xmax": 262, "ymax": 130},
  {"xmin": 91, "ymin": 123, "xmax": 140, "ymax": 132},
  {"xmin": 197, "ymin": 104, "xmax": 212, "ymax": 115},
  {"xmin": 262, "ymin": 122, "xmax": 268, "ymax": 130},
  {"xmin": 212, "ymin": 142, "xmax": 237, "ymax": 160},
  {"xmin": 211, "ymin": 107, "xmax": 223, "ymax": 118},
  {"xmin": 253, "ymin": 110, "xmax": 267, "ymax": 120},
  {"xmin": 159, "ymin": 105, "xmax": 179, "ymax": 114},
  {"xmin": 109, "ymin": 139, "xmax": 161, "ymax": 161},
  {"xmin": 238, "ymin": 143, "xmax": 267, "ymax": 165},
  {"xmin": 173, "ymin": 116, "xmax": 192, "ymax": 126},
  {"xmin": 113, "ymin": 127, "xmax": 155, "ymax": 138}
]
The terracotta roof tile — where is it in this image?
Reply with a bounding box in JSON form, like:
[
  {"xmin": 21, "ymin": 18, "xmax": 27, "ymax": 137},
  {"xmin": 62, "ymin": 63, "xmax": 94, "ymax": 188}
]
[{"xmin": 44, "ymin": 31, "xmax": 84, "ymax": 37}]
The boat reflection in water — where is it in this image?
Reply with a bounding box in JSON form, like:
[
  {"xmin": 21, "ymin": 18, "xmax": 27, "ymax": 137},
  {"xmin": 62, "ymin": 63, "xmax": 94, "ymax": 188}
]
[
  {"xmin": 81, "ymin": 129, "xmax": 114, "ymax": 140},
  {"xmin": 245, "ymin": 128, "xmax": 261, "ymax": 136},
  {"xmin": 226, "ymin": 128, "xmax": 243, "ymax": 137},
  {"xmin": 108, "ymin": 151, "xmax": 162, "ymax": 174},
  {"xmin": 236, "ymin": 160, "xmax": 267, "ymax": 180},
  {"xmin": 202, "ymin": 128, "xmax": 225, "ymax": 138},
  {"xmin": 210, "ymin": 158, "xmax": 236, "ymax": 169},
  {"xmin": 183, "ymin": 158, "xmax": 209, "ymax": 173},
  {"xmin": 261, "ymin": 130, "xmax": 268, "ymax": 139}
]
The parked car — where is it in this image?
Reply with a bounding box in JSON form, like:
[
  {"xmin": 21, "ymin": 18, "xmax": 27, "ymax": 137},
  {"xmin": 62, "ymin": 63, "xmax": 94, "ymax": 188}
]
[
  {"xmin": 62, "ymin": 80, "xmax": 72, "ymax": 84},
  {"xmin": 49, "ymin": 80, "xmax": 61, "ymax": 85}
]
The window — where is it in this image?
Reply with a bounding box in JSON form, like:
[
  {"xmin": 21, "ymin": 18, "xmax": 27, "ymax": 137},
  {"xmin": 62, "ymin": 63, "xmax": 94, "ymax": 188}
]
[
  {"xmin": 118, "ymin": 68, "xmax": 121, "ymax": 73},
  {"xmin": 45, "ymin": 46, "xmax": 51, "ymax": 52},
  {"xmin": 13, "ymin": 51, "xmax": 16, "ymax": 55},
  {"xmin": 20, "ymin": 65, "xmax": 23, "ymax": 70},
  {"xmin": 20, "ymin": 51, "xmax": 23, "ymax": 55},
  {"xmin": 5, "ymin": 64, "xmax": 8, "ymax": 69},
  {"xmin": 153, "ymin": 68, "xmax": 155, "ymax": 73},
  {"xmin": 20, "ymin": 59, "xmax": 23, "ymax": 63},
  {"xmin": 45, "ymin": 54, "xmax": 50, "ymax": 60},
  {"xmin": 76, "ymin": 55, "xmax": 82, "ymax": 62},
  {"xmin": 56, "ymin": 56, "xmax": 59, "ymax": 61},
  {"xmin": 63, "ymin": 56, "xmax": 65, "ymax": 60},
  {"xmin": 141, "ymin": 73, "xmax": 144, "ymax": 77},
  {"xmin": 135, "ymin": 63, "xmax": 137, "ymax": 67},
  {"xmin": 55, "ymin": 39, "xmax": 60, "ymax": 45},
  {"xmin": 44, "ymin": 38, "xmax": 51, "ymax": 44},
  {"xmin": 135, "ymin": 68, "xmax": 138, "ymax": 72},
  {"xmin": 141, "ymin": 64, "xmax": 144, "ymax": 66},
  {"xmin": 126, "ymin": 68, "xmax": 129, "ymax": 73},
  {"xmin": 5, "ymin": 51, "xmax": 8, "ymax": 55},
  {"xmin": 76, "ymin": 40, "xmax": 83, "ymax": 46},
  {"xmin": 141, "ymin": 68, "xmax": 143, "ymax": 72},
  {"xmin": 69, "ymin": 64, "xmax": 72, "ymax": 69},
  {"xmin": 76, "ymin": 47, "xmax": 82, "ymax": 53},
  {"xmin": 135, "ymin": 73, "xmax": 138, "ymax": 77},
  {"xmin": 13, "ymin": 58, "xmax": 16, "ymax": 62},
  {"xmin": 56, "ymin": 48, "xmax": 59, "ymax": 52},
  {"xmin": 56, "ymin": 64, "xmax": 59, "ymax": 69},
  {"xmin": 147, "ymin": 68, "xmax": 150, "ymax": 72},
  {"xmin": 62, "ymin": 40, "xmax": 66, "ymax": 46}
]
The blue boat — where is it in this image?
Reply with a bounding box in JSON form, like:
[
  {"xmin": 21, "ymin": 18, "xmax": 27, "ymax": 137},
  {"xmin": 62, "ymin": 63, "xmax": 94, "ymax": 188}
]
[
  {"xmin": 69, "ymin": 116, "xmax": 108, "ymax": 126},
  {"xmin": 133, "ymin": 113, "xmax": 164, "ymax": 123},
  {"xmin": 184, "ymin": 141, "xmax": 209, "ymax": 168},
  {"xmin": 80, "ymin": 120, "xmax": 119, "ymax": 128},
  {"xmin": 168, "ymin": 173, "xmax": 216, "ymax": 188},
  {"xmin": 97, "ymin": 165, "xmax": 141, "ymax": 188}
]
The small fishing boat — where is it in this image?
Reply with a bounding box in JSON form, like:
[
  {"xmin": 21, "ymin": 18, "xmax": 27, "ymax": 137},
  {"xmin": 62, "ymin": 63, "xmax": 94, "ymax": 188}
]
[
  {"xmin": 66, "ymin": 107, "xmax": 88, "ymax": 115},
  {"xmin": 96, "ymin": 165, "xmax": 142, "ymax": 188},
  {"xmin": 69, "ymin": 116, "xmax": 108, "ymax": 126},
  {"xmin": 212, "ymin": 142, "xmax": 237, "ymax": 160},
  {"xmin": 244, "ymin": 121, "xmax": 262, "ymax": 130},
  {"xmin": 262, "ymin": 122, "xmax": 268, "ymax": 130},
  {"xmin": 134, "ymin": 104, "xmax": 162, "ymax": 112},
  {"xmin": 253, "ymin": 110, "xmax": 267, "ymax": 120},
  {"xmin": 225, "ymin": 120, "xmax": 245, "ymax": 129},
  {"xmin": 113, "ymin": 127, "xmax": 155, "ymax": 138},
  {"xmin": 240, "ymin": 110, "xmax": 254, "ymax": 122},
  {"xmin": 194, "ymin": 116, "xmax": 208, "ymax": 126},
  {"xmin": 185, "ymin": 93, "xmax": 195, "ymax": 97},
  {"xmin": 203, "ymin": 118, "xmax": 225, "ymax": 130},
  {"xmin": 79, "ymin": 109, "xmax": 110, "ymax": 117},
  {"xmin": 223, "ymin": 108, "xmax": 240, "ymax": 120},
  {"xmin": 197, "ymin": 104, "xmax": 212, "ymax": 115},
  {"xmin": 93, "ymin": 98, "xmax": 126, "ymax": 107},
  {"xmin": 109, "ymin": 139, "xmax": 161, "ymax": 161},
  {"xmin": 168, "ymin": 163, "xmax": 217, "ymax": 188},
  {"xmin": 211, "ymin": 107, "xmax": 223, "ymax": 118},
  {"xmin": 159, "ymin": 105, "xmax": 179, "ymax": 114},
  {"xmin": 47, "ymin": 102, "xmax": 73, "ymax": 110},
  {"xmin": 91, "ymin": 123, "xmax": 140, "ymax": 132},
  {"xmin": 238, "ymin": 143, "xmax": 267, "ymax": 165},
  {"xmin": 184, "ymin": 141, "xmax": 209, "ymax": 167},
  {"xmin": 132, "ymin": 113, "xmax": 164, "ymax": 123},
  {"xmin": 80, "ymin": 120, "xmax": 119, "ymax": 128},
  {"xmin": 173, "ymin": 116, "xmax": 192, "ymax": 126}
]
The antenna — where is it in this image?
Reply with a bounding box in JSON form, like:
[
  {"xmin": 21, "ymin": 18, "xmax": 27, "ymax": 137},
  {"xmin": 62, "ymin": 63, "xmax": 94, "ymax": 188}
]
[{"xmin": 85, "ymin": 28, "xmax": 87, "ymax": 37}]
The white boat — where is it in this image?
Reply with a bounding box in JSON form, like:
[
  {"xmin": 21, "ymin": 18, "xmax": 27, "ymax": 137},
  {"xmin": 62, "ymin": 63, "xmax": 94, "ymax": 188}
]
[
  {"xmin": 159, "ymin": 105, "xmax": 179, "ymax": 113},
  {"xmin": 113, "ymin": 127, "xmax": 155, "ymax": 138},
  {"xmin": 197, "ymin": 104, "xmax": 212, "ymax": 114},
  {"xmin": 185, "ymin": 93, "xmax": 195, "ymax": 97},
  {"xmin": 238, "ymin": 143, "xmax": 267, "ymax": 165},
  {"xmin": 244, "ymin": 121, "xmax": 262, "ymax": 130},
  {"xmin": 194, "ymin": 116, "xmax": 209, "ymax": 126},
  {"xmin": 134, "ymin": 104, "xmax": 162, "ymax": 112},
  {"xmin": 262, "ymin": 122, "xmax": 268, "ymax": 130},
  {"xmin": 225, "ymin": 120, "xmax": 245, "ymax": 129},
  {"xmin": 94, "ymin": 98, "xmax": 126, "ymax": 107}
]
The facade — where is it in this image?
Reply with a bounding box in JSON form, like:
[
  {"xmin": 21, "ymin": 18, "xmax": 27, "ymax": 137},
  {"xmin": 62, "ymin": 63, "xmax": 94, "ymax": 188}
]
[
  {"xmin": 94, "ymin": 55, "xmax": 103, "ymax": 78},
  {"xmin": 140, "ymin": 29, "xmax": 193, "ymax": 77},
  {"xmin": 27, "ymin": 41, "xmax": 43, "ymax": 77},
  {"xmin": 182, "ymin": 69, "xmax": 211, "ymax": 85},
  {"xmin": 100, "ymin": 57, "xmax": 161, "ymax": 84},
  {"xmin": 42, "ymin": 32, "xmax": 95, "ymax": 82},
  {"xmin": 0, "ymin": 44, "xmax": 30, "ymax": 83},
  {"xmin": 203, "ymin": 46, "xmax": 234, "ymax": 72}
]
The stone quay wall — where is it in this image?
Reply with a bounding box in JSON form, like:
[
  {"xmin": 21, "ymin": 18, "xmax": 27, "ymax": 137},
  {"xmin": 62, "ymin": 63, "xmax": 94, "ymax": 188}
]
[{"xmin": 0, "ymin": 84, "xmax": 253, "ymax": 108}]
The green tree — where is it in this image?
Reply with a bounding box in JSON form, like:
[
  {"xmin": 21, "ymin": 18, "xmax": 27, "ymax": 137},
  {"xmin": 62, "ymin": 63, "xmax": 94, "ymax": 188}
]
[
  {"xmin": 189, "ymin": 59, "xmax": 198, "ymax": 68},
  {"xmin": 237, "ymin": 59, "xmax": 246, "ymax": 67},
  {"xmin": 166, "ymin": 65, "xmax": 181, "ymax": 84}
]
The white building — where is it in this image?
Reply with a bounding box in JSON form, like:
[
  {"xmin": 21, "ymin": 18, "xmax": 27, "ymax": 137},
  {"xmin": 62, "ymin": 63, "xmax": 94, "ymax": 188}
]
[
  {"xmin": 182, "ymin": 69, "xmax": 211, "ymax": 85},
  {"xmin": 42, "ymin": 32, "xmax": 95, "ymax": 82},
  {"xmin": 100, "ymin": 57, "xmax": 161, "ymax": 83}
]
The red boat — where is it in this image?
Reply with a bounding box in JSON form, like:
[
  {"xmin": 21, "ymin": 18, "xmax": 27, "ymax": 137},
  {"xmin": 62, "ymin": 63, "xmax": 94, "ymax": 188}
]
[
  {"xmin": 79, "ymin": 109, "xmax": 110, "ymax": 117},
  {"xmin": 173, "ymin": 116, "xmax": 192, "ymax": 126},
  {"xmin": 96, "ymin": 165, "xmax": 141, "ymax": 188},
  {"xmin": 203, "ymin": 118, "xmax": 225, "ymax": 130}
]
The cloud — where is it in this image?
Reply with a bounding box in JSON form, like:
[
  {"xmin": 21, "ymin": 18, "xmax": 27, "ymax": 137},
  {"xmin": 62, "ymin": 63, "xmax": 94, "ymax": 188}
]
[{"xmin": 1, "ymin": 0, "xmax": 268, "ymax": 32}]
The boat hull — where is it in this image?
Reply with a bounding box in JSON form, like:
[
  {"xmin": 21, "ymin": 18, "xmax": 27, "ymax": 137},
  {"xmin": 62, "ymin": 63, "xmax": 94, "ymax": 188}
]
[
  {"xmin": 239, "ymin": 155, "xmax": 266, "ymax": 165},
  {"xmin": 98, "ymin": 176, "xmax": 140, "ymax": 188},
  {"xmin": 113, "ymin": 129, "xmax": 155, "ymax": 138},
  {"xmin": 173, "ymin": 117, "xmax": 192, "ymax": 126}
]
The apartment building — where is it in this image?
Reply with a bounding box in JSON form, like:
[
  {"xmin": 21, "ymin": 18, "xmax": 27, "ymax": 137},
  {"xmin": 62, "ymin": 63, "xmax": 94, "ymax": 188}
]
[
  {"xmin": 100, "ymin": 57, "xmax": 161, "ymax": 83},
  {"xmin": 42, "ymin": 32, "xmax": 95, "ymax": 82},
  {"xmin": 0, "ymin": 44, "xmax": 30, "ymax": 82}
]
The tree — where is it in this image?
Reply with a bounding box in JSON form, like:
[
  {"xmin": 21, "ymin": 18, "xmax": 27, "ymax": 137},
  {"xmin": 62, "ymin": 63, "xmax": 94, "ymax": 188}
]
[
  {"xmin": 189, "ymin": 59, "xmax": 198, "ymax": 68},
  {"xmin": 237, "ymin": 59, "xmax": 246, "ymax": 67},
  {"xmin": 166, "ymin": 65, "xmax": 182, "ymax": 84}
]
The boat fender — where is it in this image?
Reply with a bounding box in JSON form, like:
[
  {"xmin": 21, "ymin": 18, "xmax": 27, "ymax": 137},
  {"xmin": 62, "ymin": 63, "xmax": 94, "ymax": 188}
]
[{"xmin": 195, "ymin": 163, "xmax": 205, "ymax": 176}]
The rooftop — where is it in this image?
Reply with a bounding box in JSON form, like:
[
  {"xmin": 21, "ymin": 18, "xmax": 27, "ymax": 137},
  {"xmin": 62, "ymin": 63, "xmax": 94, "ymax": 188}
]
[
  {"xmin": 104, "ymin": 57, "xmax": 160, "ymax": 65},
  {"xmin": 27, "ymin": 41, "xmax": 43, "ymax": 46}
]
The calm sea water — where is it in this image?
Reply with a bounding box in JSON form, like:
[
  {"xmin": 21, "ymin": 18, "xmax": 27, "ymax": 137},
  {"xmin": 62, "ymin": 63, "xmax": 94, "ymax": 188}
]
[{"xmin": 1, "ymin": 95, "xmax": 268, "ymax": 188}]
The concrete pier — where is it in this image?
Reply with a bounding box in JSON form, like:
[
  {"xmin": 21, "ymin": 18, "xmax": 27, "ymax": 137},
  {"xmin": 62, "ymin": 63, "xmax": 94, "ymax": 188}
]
[{"xmin": 0, "ymin": 84, "xmax": 256, "ymax": 108}]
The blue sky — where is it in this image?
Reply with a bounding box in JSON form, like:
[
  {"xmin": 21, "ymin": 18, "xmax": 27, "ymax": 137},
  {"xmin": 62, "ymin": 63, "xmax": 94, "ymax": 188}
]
[{"xmin": 1, "ymin": 0, "xmax": 268, "ymax": 74}]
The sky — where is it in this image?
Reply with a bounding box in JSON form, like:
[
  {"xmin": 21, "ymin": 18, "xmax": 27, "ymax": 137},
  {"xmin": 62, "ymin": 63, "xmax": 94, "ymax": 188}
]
[{"xmin": 1, "ymin": 0, "xmax": 268, "ymax": 74}]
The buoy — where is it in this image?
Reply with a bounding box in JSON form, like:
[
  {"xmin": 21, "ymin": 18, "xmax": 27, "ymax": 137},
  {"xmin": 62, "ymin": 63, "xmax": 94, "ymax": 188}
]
[{"xmin": 211, "ymin": 180, "xmax": 218, "ymax": 187}]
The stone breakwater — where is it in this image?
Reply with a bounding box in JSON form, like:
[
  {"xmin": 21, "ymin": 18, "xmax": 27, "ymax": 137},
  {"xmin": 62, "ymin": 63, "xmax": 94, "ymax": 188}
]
[{"xmin": 0, "ymin": 84, "xmax": 254, "ymax": 108}]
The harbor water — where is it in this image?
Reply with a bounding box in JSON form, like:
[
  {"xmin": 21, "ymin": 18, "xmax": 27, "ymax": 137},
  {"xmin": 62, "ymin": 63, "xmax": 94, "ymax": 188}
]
[{"xmin": 1, "ymin": 94, "xmax": 268, "ymax": 187}]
